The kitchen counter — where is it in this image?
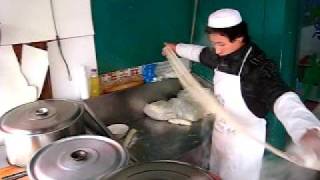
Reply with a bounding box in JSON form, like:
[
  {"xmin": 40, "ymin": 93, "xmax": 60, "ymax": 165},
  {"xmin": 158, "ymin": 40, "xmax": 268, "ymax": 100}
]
[
  {"xmin": 84, "ymin": 78, "xmax": 214, "ymax": 169},
  {"xmin": 125, "ymin": 116, "xmax": 213, "ymax": 168}
]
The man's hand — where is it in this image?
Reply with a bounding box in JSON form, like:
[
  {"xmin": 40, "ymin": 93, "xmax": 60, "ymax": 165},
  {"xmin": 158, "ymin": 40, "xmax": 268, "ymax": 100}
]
[
  {"xmin": 162, "ymin": 42, "xmax": 177, "ymax": 56},
  {"xmin": 300, "ymin": 128, "xmax": 320, "ymax": 157}
]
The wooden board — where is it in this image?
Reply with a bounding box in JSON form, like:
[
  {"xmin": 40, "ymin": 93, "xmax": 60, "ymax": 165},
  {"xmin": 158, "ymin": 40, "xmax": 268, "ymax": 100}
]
[{"xmin": 0, "ymin": 166, "xmax": 29, "ymax": 180}]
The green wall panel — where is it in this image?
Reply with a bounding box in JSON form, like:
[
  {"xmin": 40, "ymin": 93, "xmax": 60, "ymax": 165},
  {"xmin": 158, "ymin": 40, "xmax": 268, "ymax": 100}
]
[
  {"xmin": 92, "ymin": 0, "xmax": 195, "ymax": 74},
  {"xmin": 268, "ymin": 0, "xmax": 300, "ymax": 87}
]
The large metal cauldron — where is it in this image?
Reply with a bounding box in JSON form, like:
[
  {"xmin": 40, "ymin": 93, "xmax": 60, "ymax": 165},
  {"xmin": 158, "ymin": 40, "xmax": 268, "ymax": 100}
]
[{"xmin": 0, "ymin": 99, "xmax": 86, "ymax": 167}]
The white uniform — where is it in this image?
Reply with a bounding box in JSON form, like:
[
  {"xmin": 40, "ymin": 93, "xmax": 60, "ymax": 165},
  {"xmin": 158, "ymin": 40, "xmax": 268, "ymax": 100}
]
[{"xmin": 176, "ymin": 43, "xmax": 320, "ymax": 180}]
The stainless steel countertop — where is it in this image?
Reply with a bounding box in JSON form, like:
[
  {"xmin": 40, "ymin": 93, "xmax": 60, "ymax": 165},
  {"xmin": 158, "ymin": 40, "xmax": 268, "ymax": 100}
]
[
  {"xmin": 125, "ymin": 116, "xmax": 213, "ymax": 166},
  {"xmin": 84, "ymin": 78, "xmax": 214, "ymax": 168},
  {"xmin": 0, "ymin": 116, "xmax": 213, "ymax": 169}
]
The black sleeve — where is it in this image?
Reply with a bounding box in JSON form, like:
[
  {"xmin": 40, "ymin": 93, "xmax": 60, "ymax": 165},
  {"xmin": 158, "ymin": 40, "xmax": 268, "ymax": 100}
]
[
  {"xmin": 258, "ymin": 60, "xmax": 292, "ymax": 112},
  {"xmin": 199, "ymin": 47, "xmax": 219, "ymax": 69}
]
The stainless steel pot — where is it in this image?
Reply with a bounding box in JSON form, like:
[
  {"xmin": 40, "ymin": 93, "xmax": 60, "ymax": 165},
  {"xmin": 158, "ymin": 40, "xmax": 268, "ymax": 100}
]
[
  {"xmin": 27, "ymin": 135, "xmax": 128, "ymax": 180},
  {"xmin": 0, "ymin": 99, "xmax": 85, "ymax": 167},
  {"xmin": 105, "ymin": 160, "xmax": 220, "ymax": 180}
]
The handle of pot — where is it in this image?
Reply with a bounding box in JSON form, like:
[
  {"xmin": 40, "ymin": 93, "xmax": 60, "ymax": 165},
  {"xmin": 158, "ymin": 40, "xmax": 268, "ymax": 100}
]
[
  {"xmin": 81, "ymin": 102, "xmax": 114, "ymax": 138},
  {"xmin": 2, "ymin": 171, "xmax": 27, "ymax": 180},
  {"xmin": 35, "ymin": 108, "xmax": 49, "ymax": 116}
]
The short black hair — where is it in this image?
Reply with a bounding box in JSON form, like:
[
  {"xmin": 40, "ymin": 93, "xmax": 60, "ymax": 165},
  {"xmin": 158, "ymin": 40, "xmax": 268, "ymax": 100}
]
[{"xmin": 205, "ymin": 21, "xmax": 250, "ymax": 44}]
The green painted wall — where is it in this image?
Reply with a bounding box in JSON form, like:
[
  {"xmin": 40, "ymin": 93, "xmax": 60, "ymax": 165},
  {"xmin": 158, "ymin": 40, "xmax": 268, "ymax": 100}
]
[
  {"xmin": 191, "ymin": 0, "xmax": 301, "ymax": 151},
  {"xmin": 91, "ymin": 0, "xmax": 195, "ymax": 74},
  {"xmin": 264, "ymin": 0, "xmax": 300, "ymax": 87}
]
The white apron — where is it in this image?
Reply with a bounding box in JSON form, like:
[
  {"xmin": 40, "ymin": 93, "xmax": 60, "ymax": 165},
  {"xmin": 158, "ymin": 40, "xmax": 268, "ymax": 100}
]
[{"xmin": 210, "ymin": 47, "xmax": 266, "ymax": 180}]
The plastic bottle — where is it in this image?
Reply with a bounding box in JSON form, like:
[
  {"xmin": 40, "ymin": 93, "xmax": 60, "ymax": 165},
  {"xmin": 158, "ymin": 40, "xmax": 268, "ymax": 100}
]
[{"xmin": 89, "ymin": 68, "xmax": 101, "ymax": 97}]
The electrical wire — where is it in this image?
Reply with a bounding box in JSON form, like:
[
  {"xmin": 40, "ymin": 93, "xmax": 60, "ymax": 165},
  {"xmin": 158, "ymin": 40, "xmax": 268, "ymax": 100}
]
[
  {"xmin": 50, "ymin": 0, "xmax": 72, "ymax": 81},
  {"xmin": 190, "ymin": 0, "xmax": 198, "ymax": 43}
]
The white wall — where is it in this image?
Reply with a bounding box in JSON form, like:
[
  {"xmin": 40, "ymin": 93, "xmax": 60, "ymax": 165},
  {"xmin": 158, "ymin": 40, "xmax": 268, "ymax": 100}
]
[{"xmin": 0, "ymin": 0, "xmax": 97, "ymax": 100}]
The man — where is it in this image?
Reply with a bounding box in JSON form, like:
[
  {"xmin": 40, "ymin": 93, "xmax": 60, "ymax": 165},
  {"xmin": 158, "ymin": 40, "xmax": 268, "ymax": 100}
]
[{"xmin": 163, "ymin": 8, "xmax": 320, "ymax": 180}]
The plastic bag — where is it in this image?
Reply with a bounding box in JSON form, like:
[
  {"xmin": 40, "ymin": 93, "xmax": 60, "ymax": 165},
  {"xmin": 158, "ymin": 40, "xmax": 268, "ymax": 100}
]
[
  {"xmin": 176, "ymin": 88, "xmax": 213, "ymax": 116},
  {"xmin": 143, "ymin": 100, "xmax": 176, "ymax": 120},
  {"xmin": 168, "ymin": 98, "xmax": 204, "ymax": 122}
]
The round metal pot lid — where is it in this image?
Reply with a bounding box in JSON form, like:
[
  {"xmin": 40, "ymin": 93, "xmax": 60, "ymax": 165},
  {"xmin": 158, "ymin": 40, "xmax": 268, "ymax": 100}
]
[
  {"xmin": 28, "ymin": 135, "xmax": 128, "ymax": 180},
  {"xmin": 0, "ymin": 99, "xmax": 83, "ymax": 135},
  {"xmin": 105, "ymin": 160, "xmax": 220, "ymax": 180}
]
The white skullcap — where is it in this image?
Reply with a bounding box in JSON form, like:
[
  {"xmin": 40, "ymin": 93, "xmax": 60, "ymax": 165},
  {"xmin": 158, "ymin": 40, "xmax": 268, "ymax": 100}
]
[{"xmin": 208, "ymin": 8, "xmax": 242, "ymax": 28}]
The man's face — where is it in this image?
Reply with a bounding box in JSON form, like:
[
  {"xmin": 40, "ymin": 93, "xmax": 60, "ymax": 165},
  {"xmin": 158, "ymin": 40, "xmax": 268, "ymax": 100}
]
[{"xmin": 208, "ymin": 33, "xmax": 244, "ymax": 57}]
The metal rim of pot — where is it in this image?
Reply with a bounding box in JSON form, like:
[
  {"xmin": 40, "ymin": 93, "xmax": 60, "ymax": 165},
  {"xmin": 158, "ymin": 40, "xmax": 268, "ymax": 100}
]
[
  {"xmin": 0, "ymin": 99, "xmax": 84, "ymax": 135},
  {"xmin": 27, "ymin": 135, "xmax": 129, "ymax": 180},
  {"xmin": 0, "ymin": 99, "xmax": 86, "ymax": 167},
  {"xmin": 104, "ymin": 160, "xmax": 220, "ymax": 180}
]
